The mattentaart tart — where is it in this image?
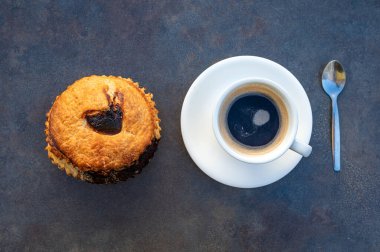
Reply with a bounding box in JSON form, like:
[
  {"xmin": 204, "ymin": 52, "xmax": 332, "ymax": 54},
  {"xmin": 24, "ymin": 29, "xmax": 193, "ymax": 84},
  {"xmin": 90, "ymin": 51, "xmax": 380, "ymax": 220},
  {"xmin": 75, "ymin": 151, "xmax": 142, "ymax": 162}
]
[{"xmin": 45, "ymin": 75, "xmax": 161, "ymax": 184}]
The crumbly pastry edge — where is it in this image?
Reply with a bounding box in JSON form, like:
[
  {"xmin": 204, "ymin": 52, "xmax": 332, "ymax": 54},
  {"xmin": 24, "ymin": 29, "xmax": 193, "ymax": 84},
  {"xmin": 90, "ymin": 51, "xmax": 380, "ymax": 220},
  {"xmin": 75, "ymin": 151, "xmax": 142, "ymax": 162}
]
[
  {"xmin": 45, "ymin": 139, "xmax": 159, "ymax": 184},
  {"xmin": 45, "ymin": 75, "xmax": 161, "ymax": 183}
]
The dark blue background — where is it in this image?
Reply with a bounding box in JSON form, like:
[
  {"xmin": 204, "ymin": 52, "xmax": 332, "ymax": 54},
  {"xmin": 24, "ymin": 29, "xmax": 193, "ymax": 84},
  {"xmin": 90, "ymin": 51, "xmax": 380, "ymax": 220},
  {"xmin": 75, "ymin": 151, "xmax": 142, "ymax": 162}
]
[{"xmin": 1, "ymin": 0, "xmax": 379, "ymax": 251}]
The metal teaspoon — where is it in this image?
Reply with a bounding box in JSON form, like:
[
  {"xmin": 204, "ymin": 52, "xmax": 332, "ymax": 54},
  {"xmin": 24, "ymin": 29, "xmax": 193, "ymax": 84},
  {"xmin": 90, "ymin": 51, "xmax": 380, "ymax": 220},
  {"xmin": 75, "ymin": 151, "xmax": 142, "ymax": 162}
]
[{"xmin": 322, "ymin": 60, "xmax": 346, "ymax": 172}]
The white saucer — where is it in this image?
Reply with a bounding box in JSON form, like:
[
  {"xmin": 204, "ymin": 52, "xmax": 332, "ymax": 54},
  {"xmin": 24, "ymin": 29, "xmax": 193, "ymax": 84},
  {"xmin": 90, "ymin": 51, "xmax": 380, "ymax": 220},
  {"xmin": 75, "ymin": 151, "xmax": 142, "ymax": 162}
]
[{"xmin": 181, "ymin": 56, "xmax": 312, "ymax": 188}]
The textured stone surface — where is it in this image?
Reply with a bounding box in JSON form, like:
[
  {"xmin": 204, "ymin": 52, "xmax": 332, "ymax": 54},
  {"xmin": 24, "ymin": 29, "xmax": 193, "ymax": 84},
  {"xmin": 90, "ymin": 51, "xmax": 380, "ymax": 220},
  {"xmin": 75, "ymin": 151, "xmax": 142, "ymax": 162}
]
[{"xmin": 1, "ymin": 0, "xmax": 379, "ymax": 251}]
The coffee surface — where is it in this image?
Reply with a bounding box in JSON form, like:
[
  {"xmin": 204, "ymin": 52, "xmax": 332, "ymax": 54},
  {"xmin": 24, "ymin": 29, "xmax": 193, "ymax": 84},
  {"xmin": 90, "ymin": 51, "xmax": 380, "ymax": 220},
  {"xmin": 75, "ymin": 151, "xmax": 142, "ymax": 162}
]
[{"xmin": 227, "ymin": 94, "xmax": 280, "ymax": 147}]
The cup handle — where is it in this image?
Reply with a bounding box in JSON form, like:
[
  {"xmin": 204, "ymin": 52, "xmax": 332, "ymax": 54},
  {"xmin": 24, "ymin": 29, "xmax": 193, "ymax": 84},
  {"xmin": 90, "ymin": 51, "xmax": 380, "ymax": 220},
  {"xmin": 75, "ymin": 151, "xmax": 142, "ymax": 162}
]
[{"xmin": 290, "ymin": 139, "xmax": 312, "ymax": 157}]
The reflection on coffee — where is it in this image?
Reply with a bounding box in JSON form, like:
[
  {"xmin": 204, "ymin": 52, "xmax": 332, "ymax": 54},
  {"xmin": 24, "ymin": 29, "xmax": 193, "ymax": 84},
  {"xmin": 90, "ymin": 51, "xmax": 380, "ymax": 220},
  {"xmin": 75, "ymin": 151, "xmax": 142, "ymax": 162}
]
[{"xmin": 227, "ymin": 94, "xmax": 279, "ymax": 147}]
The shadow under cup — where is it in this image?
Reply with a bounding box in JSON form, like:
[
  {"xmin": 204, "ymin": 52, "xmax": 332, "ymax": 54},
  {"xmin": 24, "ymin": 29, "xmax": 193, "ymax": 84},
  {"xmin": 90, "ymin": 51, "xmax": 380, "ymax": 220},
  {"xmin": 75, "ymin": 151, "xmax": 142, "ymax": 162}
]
[{"xmin": 213, "ymin": 79, "xmax": 299, "ymax": 164}]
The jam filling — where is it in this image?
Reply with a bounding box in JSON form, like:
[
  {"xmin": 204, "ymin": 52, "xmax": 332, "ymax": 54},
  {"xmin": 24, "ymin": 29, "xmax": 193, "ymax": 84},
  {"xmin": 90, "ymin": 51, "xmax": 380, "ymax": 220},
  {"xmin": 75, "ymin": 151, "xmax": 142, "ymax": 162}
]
[{"xmin": 85, "ymin": 104, "xmax": 123, "ymax": 134}]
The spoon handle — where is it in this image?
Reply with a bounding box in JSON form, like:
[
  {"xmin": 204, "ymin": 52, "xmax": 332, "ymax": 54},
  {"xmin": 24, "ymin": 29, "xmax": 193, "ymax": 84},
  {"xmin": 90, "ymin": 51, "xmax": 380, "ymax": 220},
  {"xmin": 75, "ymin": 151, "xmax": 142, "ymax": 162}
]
[{"xmin": 332, "ymin": 97, "xmax": 340, "ymax": 172}]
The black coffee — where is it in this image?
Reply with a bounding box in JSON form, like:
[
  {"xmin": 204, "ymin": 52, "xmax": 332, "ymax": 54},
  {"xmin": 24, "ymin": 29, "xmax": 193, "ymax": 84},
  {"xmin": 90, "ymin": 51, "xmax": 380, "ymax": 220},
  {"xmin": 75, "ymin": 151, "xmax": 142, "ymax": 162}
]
[{"xmin": 227, "ymin": 94, "xmax": 280, "ymax": 147}]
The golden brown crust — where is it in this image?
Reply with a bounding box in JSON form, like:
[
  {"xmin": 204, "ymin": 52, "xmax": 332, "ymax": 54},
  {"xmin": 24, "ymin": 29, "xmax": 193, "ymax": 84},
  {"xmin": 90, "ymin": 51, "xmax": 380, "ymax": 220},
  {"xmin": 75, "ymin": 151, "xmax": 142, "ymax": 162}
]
[{"xmin": 45, "ymin": 75, "xmax": 161, "ymax": 172}]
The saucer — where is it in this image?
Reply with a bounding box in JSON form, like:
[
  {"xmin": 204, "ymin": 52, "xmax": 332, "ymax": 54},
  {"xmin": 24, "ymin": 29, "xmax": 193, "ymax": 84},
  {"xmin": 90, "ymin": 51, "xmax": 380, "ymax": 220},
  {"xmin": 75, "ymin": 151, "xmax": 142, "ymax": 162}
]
[{"xmin": 181, "ymin": 56, "xmax": 312, "ymax": 188}]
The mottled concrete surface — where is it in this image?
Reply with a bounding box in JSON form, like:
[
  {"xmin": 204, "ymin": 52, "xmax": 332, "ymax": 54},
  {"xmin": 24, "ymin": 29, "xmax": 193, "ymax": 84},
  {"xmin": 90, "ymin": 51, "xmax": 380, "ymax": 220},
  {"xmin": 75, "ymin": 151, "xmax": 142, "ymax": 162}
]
[{"xmin": 0, "ymin": 0, "xmax": 379, "ymax": 251}]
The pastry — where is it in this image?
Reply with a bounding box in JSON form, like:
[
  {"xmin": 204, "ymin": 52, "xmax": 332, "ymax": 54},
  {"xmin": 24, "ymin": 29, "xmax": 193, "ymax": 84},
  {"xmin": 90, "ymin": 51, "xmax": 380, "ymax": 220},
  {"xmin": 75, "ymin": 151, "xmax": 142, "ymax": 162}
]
[{"xmin": 45, "ymin": 75, "xmax": 161, "ymax": 184}]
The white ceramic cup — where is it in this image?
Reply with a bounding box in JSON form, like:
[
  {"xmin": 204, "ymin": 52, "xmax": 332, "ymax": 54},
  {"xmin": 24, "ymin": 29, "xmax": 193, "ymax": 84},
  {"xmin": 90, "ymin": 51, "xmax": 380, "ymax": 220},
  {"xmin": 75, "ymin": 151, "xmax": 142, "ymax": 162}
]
[{"xmin": 213, "ymin": 77, "xmax": 312, "ymax": 164}]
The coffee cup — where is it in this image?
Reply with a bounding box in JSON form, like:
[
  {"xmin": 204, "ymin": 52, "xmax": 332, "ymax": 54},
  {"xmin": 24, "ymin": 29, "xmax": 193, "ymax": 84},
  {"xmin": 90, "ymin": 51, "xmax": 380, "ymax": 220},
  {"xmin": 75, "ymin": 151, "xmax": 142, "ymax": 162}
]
[{"xmin": 212, "ymin": 77, "xmax": 312, "ymax": 164}]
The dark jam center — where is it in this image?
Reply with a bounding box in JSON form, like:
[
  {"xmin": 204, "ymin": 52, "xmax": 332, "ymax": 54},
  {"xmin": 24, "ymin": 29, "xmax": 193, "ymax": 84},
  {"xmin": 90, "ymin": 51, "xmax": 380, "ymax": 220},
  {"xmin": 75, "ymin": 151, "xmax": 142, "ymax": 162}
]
[
  {"xmin": 85, "ymin": 104, "xmax": 123, "ymax": 134},
  {"xmin": 227, "ymin": 94, "xmax": 280, "ymax": 147}
]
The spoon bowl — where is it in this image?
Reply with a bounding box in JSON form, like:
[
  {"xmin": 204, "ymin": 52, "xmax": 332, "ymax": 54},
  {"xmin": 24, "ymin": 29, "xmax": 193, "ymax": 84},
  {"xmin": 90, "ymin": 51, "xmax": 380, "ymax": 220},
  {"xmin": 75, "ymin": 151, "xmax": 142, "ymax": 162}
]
[{"xmin": 322, "ymin": 60, "xmax": 346, "ymax": 97}]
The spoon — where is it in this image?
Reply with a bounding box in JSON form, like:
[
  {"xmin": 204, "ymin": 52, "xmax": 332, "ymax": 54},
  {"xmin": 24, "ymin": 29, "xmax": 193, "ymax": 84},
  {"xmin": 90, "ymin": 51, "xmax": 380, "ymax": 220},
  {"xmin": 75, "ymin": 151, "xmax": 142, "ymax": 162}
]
[{"xmin": 322, "ymin": 60, "xmax": 346, "ymax": 172}]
